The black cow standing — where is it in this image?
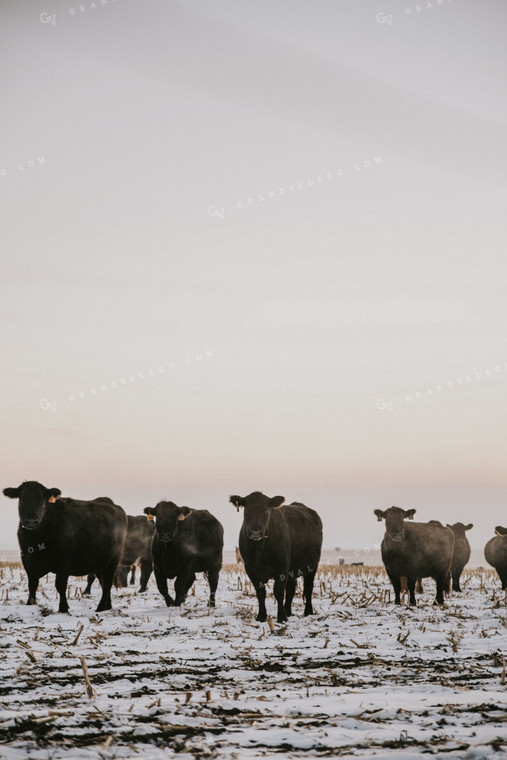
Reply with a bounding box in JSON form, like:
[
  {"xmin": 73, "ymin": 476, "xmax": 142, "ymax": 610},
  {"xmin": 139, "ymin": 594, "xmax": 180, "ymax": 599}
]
[
  {"xmin": 374, "ymin": 506, "xmax": 454, "ymax": 606},
  {"xmin": 84, "ymin": 514, "xmax": 155, "ymax": 594},
  {"xmin": 446, "ymin": 522, "xmax": 473, "ymax": 592},
  {"xmin": 144, "ymin": 501, "xmax": 223, "ymax": 607},
  {"xmin": 230, "ymin": 492, "xmax": 323, "ymax": 623},
  {"xmin": 485, "ymin": 526, "xmax": 507, "ymax": 589},
  {"xmin": 3, "ymin": 481, "xmax": 127, "ymax": 613}
]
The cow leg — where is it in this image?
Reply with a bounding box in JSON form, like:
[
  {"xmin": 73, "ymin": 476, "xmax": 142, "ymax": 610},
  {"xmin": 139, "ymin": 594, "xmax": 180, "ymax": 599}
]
[
  {"xmin": 96, "ymin": 563, "xmax": 115, "ymax": 612},
  {"xmin": 83, "ymin": 574, "xmax": 95, "ymax": 595},
  {"xmin": 55, "ymin": 574, "xmax": 70, "ymax": 613},
  {"xmin": 388, "ymin": 573, "xmax": 402, "ymax": 605},
  {"xmin": 129, "ymin": 565, "xmax": 136, "ymax": 585},
  {"xmin": 303, "ymin": 571, "xmax": 317, "ymax": 616},
  {"xmin": 499, "ymin": 571, "xmax": 507, "ymax": 590},
  {"xmin": 138, "ymin": 559, "xmax": 152, "ymax": 593},
  {"xmin": 154, "ymin": 564, "xmax": 174, "ymax": 606},
  {"xmin": 27, "ymin": 575, "xmax": 39, "ymax": 605},
  {"xmin": 207, "ymin": 566, "xmax": 220, "ymax": 607},
  {"xmin": 253, "ymin": 580, "xmax": 267, "ymax": 622},
  {"xmin": 407, "ymin": 576, "xmax": 417, "ymax": 606},
  {"xmin": 434, "ymin": 573, "xmax": 446, "ymax": 605},
  {"xmin": 284, "ymin": 575, "xmax": 297, "ymax": 617},
  {"xmin": 452, "ymin": 570, "xmax": 461, "ymax": 592},
  {"xmin": 116, "ymin": 565, "xmax": 129, "ymax": 589},
  {"xmin": 274, "ymin": 576, "xmax": 288, "ymax": 623},
  {"xmin": 174, "ymin": 571, "xmax": 195, "ymax": 605}
]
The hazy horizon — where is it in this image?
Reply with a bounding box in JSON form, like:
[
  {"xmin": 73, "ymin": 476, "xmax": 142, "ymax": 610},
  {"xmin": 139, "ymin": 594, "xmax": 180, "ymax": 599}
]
[{"xmin": 2, "ymin": 1, "xmax": 507, "ymax": 554}]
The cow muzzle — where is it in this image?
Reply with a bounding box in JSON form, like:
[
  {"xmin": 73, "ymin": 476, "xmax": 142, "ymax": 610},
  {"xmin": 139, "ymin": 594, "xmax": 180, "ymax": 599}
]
[
  {"xmin": 387, "ymin": 531, "xmax": 404, "ymax": 542},
  {"xmin": 159, "ymin": 532, "xmax": 175, "ymax": 543},
  {"xmin": 248, "ymin": 530, "xmax": 267, "ymax": 542},
  {"xmin": 21, "ymin": 519, "xmax": 40, "ymax": 531}
]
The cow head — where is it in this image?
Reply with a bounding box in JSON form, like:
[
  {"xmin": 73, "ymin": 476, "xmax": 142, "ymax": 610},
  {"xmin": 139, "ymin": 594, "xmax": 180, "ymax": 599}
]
[
  {"xmin": 144, "ymin": 501, "xmax": 192, "ymax": 543},
  {"xmin": 374, "ymin": 506, "xmax": 416, "ymax": 542},
  {"xmin": 3, "ymin": 481, "xmax": 61, "ymax": 531},
  {"xmin": 229, "ymin": 491, "xmax": 284, "ymax": 541},
  {"xmin": 446, "ymin": 522, "xmax": 473, "ymax": 546},
  {"xmin": 495, "ymin": 526, "xmax": 507, "ymax": 537}
]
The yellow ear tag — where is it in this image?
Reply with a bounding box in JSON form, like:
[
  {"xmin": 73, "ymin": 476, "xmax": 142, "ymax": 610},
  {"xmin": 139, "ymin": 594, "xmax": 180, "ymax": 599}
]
[
  {"xmin": 146, "ymin": 514, "xmax": 154, "ymax": 521},
  {"xmin": 48, "ymin": 496, "xmax": 58, "ymax": 503}
]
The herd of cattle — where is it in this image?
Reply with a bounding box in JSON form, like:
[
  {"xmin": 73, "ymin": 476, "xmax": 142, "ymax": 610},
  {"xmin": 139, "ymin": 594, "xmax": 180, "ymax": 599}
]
[{"xmin": 2, "ymin": 481, "xmax": 507, "ymax": 621}]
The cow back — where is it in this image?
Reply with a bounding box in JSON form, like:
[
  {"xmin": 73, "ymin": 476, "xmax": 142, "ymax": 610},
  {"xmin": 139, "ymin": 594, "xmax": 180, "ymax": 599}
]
[
  {"xmin": 19, "ymin": 497, "xmax": 127, "ymax": 579},
  {"xmin": 154, "ymin": 509, "xmax": 223, "ymax": 574},
  {"xmin": 485, "ymin": 535, "xmax": 507, "ymax": 569},
  {"xmin": 281, "ymin": 503, "xmax": 323, "ymax": 573},
  {"xmin": 381, "ymin": 520, "xmax": 454, "ymax": 579}
]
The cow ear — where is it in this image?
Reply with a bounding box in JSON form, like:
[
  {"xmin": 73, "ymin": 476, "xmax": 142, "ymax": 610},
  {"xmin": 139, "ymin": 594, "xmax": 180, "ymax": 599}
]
[
  {"xmin": 3, "ymin": 487, "xmax": 20, "ymax": 499},
  {"xmin": 404, "ymin": 509, "xmax": 416, "ymax": 520},
  {"xmin": 177, "ymin": 507, "xmax": 192, "ymax": 521},
  {"xmin": 446, "ymin": 523, "xmax": 452, "ymax": 529},
  {"xmin": 374, "ymin": 509, "xmax": 385, "ymax": 522},
  {"xmin": 269, "ymin": 495, "xmax": 285, "ymax": 509},
  {"xmin": 495, "ymin": 526, "xmax": 507, "ymax": 536},
  {"xmin": 229, "ymin": 495, "xmax": 244, "ymax": 509},
  {"xmin": 44, "ymin": 488, "xmax": 62, "ymax": 503},
  {"xmin": 144, "ymin": 507, "xmax": 157, "ymax": 516},
  {"xmin": 44, "ymin": 487, "xmax": 61, "ymax": 500},
  {"xmin": 465, "ymin": 523, "xmax": 473, "ymax": 531}
]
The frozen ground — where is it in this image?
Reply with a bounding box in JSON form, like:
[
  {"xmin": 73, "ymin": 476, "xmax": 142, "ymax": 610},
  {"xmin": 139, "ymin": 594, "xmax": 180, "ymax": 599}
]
[{"xmin": 0, "ymin": 562, "xmax": 506, "ymax": 759}]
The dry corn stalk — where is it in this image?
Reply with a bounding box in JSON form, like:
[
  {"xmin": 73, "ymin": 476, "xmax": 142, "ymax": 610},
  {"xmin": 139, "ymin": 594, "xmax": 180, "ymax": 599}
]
[
  {"xmin": 71, "ymin": 623, "xmax": 84, "ymax": 646},
  {"xmin": 79, "ymin": 657, "xmax": 96, "ymax": 699}
]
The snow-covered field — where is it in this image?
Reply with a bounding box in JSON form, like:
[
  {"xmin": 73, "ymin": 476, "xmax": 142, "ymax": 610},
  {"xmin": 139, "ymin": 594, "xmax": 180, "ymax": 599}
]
[{"xmin": 1, "ymin": 562, "xmax": 506, "ymax": 760}]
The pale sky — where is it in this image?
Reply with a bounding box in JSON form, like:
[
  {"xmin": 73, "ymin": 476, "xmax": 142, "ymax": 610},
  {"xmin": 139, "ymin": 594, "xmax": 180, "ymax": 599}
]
[{"xmin": 1, "ymin": 0, "xmax": 507, "ymax": 551}]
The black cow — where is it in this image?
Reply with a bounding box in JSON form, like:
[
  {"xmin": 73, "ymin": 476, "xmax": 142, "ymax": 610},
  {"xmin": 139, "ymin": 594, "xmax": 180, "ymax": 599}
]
[
  {"xmin": 446, "ymin": 522, "xmax": 473, "ymax": 591},
  {"xmin": 374, "ymin": 506, "xmax": 454, "ymax": 606},
  {"xmin": 484, "ymin": 526, "xmax": 507, "ymax": 589},
  {"xmin": 3, "ymin": 481, "xmax": 127, "ymax": 613},
  {"xmin": 144, "ymin": 501, "xmax": 223, "ymax": 607},
  {"xmin": 84, "ymin": 514, "xmax": 155, "ymax": 594},
  {"xmin": 229, "ymin": 492, "xmax": 323, "ymax": 623}
]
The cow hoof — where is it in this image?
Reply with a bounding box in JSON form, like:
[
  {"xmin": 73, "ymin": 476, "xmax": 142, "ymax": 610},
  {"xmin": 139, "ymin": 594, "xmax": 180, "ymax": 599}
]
[
  {"xmin": 58, "ymin": 607, "xmax": 70, "ymax": 614},
  {"xmin": 26, "ymin": 598, "xmax": 36, "ymax": 606},
  {"xmin": 209, "ymin": 600, "xmax": 216, "ymax": 607},
  {"xmin": 138, "ymin": 587, "xmax": 147, "ymax": 593},
  {"xmin": 96, "ymin": 604, "xmax": 111, "ymax": 612},
  {"xmin": 256, "ymin": 613, "xmax": 267, "ymax": 622}
]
